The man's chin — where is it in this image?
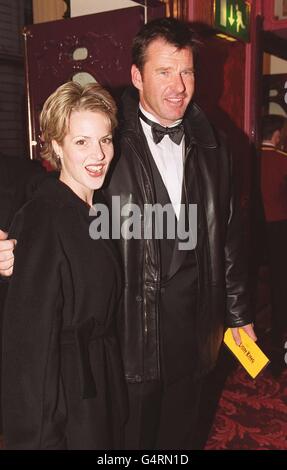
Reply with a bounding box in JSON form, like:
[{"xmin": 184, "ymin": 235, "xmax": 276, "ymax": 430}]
[
  {"xmin": 166, "ymin": 113, "xmax": 185, "ymax": 123},
  {"xmin": 164, "ymin": 106, "xmax": 187, "ymax": 122}
]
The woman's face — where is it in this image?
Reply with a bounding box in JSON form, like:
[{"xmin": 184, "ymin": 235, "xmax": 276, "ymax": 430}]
[{"xmin": 54, "ymin": 109, "xmax": 114, "ymax": 205}]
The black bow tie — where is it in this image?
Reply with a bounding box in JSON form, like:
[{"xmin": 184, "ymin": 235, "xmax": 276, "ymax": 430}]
[{"xmin": 139, "ymin": 110, "xmax": 184, "ymax": 145}]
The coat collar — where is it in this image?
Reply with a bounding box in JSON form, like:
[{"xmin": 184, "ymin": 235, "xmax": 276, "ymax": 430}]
[{"xmin": 34, "ymin": 176, "xmax": 122, "ymax": 277}]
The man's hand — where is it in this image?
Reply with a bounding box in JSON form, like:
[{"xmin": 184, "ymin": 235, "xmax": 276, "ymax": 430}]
[
  {"xmin": 0, "ymin": 229, "xmax": 16, "ymax": 276},
  {"xmin": 231, "ymin": 323, "xmax": 257, "ymax": 346}
]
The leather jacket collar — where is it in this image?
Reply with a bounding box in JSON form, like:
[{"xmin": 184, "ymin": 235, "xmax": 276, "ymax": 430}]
[{"xmin": 120, "ymin": 86, "xmax": 218, "ymax": 150}]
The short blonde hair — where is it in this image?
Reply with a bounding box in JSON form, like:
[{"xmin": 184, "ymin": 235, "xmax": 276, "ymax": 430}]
[{"xmin": 40, "ymin": 81, "xmax": 117, "ymax": 170}]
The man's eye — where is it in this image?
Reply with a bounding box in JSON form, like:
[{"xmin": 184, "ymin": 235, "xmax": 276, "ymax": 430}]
[{"xmin": 182, "ymin": 70, "xmax": 194, "ymax": 77}]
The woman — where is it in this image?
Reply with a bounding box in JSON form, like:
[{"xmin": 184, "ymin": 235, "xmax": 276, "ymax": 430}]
[{"xmin": 2, "ymin": 81, "xmax": 127, "ymax": 449}]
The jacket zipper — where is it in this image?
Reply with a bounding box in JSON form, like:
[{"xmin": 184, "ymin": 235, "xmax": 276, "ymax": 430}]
[{"xmin": 125, "ymin": 136, "xmax": 161, "ymax": 351}]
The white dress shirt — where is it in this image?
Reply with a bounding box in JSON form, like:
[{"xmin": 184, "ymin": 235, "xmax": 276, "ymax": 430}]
[{"xmin": 139, "ymin": 104, "xmax": 184, "ymax": 219}]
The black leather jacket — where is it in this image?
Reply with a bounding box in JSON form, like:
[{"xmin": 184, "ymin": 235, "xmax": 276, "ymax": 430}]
[{"xmin": 105, "ymin": 94, "xmax": 252, "ymax": 383}]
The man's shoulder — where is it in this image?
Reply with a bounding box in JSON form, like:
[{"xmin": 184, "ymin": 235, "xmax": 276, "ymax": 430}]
[
  {"xmin": 0, "ymin": 154, "xmax": 45, "ymax": 177},
  {"xmin": 0, "ymin": 156, "xmax": 48, "ymax": 231},
  {"xmin": 261, "ymin": 145, "xmax": 287, "ymax": 157},
  {"xmin": 276, "ymin": 148, "xmax": 287, "ymax": 157},
  {"xmin": 0, "ymin": 155, "xmax": 47, "ymax": 196},
  {"xmin": 185, "ymin": 102, "xmax": 221, "ymax": 150}
]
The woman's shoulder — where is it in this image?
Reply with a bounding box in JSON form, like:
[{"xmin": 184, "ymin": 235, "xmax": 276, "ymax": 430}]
[
  {"xmin": 9, "ymin": 177, "xmax": 91, "ymax": 242},
  {"xmin": 9, "ymin": 195, "xmax": 59, "ymax": 241}
]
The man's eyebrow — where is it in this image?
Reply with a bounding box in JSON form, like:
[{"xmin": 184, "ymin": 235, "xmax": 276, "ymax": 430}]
[
  {"xmin": 155, "ymin": 66, "xmax": 195, "ymax": 72},
  {"xmin": 155, "ymin": 66, "xmax": 172, "ymax": 71}
]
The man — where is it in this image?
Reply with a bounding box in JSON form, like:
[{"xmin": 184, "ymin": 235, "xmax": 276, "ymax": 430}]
[
  {"xmin": 104, "ymin": 18, "xmax": 255, "ymax": 449},
  {"xmin": 0, "ymin": 154, "xmax": 46, "ymax": 432},
  {"xmin": 0, "ymin": 18, "xmax": 256, "ymax": 449},
  {"xmin": 260, "ymin": 114, "xmax": 287, "ymax": 376},
  {"xmin": 0, "ymin": 154, "xmax": 46, "ymax": 273}
]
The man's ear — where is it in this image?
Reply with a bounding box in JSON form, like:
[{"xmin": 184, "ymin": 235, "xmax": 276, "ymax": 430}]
[{"xmin": 131, "ymin": 64, "xmax": 143, "ymax": 91}]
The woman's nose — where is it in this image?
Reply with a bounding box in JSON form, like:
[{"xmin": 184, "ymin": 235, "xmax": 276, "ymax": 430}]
[{"xmin": 91, "ymin": 142, "xmax": 105, "ymax": 160}]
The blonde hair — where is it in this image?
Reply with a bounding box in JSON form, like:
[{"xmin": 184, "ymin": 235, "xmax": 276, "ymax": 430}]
[{"xmin": 40, "ymin": 81, "xmax": 117, "ymax": 170}]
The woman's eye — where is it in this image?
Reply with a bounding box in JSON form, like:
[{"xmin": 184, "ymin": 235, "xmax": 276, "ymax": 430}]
[
  {"xmin": 101, "ymin": 137, "xmax": 112, "ymax": 144},
  {"xmin": 76, "ymin": 139, "xmax": 86, "ymax": 146}
]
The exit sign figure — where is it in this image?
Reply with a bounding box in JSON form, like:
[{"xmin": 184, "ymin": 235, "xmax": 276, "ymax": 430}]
[{"xmin": 214, "ymin": 0, "xmax": 250, "ymax": 42}]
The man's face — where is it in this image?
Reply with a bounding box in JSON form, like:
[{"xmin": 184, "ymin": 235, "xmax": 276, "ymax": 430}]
[{"xmin": 131, "ymin": 38, "xmax": 195, "ymax": 126}]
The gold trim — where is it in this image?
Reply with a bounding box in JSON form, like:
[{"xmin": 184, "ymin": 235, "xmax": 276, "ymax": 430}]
[{"xmin": 22, "ymin": 27, "xmax": 34, "ymax": 160}]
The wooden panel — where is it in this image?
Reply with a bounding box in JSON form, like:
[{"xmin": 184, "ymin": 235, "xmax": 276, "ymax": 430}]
[
  {"xmin": 263, "ymin": 0, "xmax": 287, "ymax": 32},
  {"xmin": 160, "ymin": 0, "xmax": 189, "ymax": 19},
  {"xmin": 263, "ymin": 31, "xmax": 287, "ymax": 61},
  {"xmin": 70, "ymin": 0, "xmax": 138, "ymax": 16},
  {"xmin": 32, "ymin": 0, "xmax": 67, "ymax": 23},
  {"xmin": 188, "ymin": 0, "xmax": 213, "ymax": 25}
]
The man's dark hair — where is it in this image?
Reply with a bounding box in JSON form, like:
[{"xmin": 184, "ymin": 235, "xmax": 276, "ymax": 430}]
[
  {"xmin": 262, "ymin": 114, "xmax": 285, "ymax": 140},
  {"xmin": 132, "ymin": 17, "xmax": 199, "ymax": 72}
]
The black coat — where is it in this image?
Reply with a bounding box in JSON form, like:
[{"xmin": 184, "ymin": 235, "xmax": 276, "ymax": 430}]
[{"xmin": 2, "ymin": 178, "xmax": 127, "ymax": 449}]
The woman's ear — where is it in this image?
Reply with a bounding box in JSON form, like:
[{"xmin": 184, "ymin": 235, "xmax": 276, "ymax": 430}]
[
  {"xmin": 52, "ymin": 140, "xmax": 62, "ymax": 159},
  {"xmin": 131, "ymin": 64, "xmax": 143, "ymax": 92}
]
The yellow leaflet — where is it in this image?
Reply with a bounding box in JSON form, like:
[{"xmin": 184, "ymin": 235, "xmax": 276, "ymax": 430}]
[{"xmin": 224, "ymin": 328, "xmax": 270, "ymax": 379}]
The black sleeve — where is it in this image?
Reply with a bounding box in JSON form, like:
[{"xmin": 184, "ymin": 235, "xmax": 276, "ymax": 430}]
[
  {"xmin": 2, "ymin": 202, "xmax": 67, "ymax": 449},
  {"xmin": 221, "ymin": 139, "xmax": 252, "ymax": 327}
]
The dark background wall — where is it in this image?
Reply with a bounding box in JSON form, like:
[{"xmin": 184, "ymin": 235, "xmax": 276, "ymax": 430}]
[{"xmin": 0, "ymin": 0, "xmax": 32, "ymax": 158}]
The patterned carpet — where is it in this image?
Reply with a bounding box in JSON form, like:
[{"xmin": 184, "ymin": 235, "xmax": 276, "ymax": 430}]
[
  {"xmin": 204, "ymin": 271, "xmax": 287, "ymax": 451},
  {"xmin": 205, "ymin": 360, "xmax": 287, "ymax": 450}
]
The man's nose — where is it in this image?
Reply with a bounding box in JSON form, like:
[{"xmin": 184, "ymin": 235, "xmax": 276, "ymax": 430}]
[{"xmin": 173, "ymin": 74, "xmax": 186, "ymax": 93}]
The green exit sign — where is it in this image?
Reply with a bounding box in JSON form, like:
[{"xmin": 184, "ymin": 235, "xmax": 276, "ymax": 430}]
[{"xmin": 214, "ymin": 0, "xmax": 250, "ymax": 42}]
